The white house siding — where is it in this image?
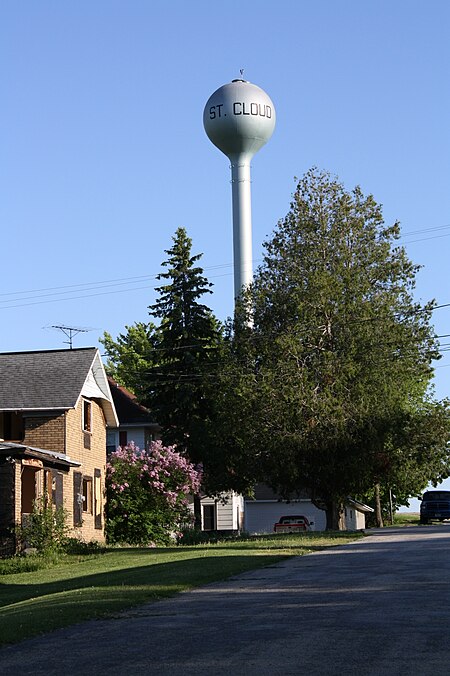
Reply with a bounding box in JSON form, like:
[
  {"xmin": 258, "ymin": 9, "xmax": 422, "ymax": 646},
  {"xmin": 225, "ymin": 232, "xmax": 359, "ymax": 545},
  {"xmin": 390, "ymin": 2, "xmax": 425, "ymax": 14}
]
[
  {"xmin": 189, "ymin": 492, "xmax": 244, "ymax": 531},
  {"xmin": 107, "ymin": 427, "xmax": 157, "ymax": 453},
  {"xmin": 344, "ymin": 506, "xmax": 367, "ymax": 530},
  {"xmin": 244, "ymin": 500, "xmax": 326, "ymax": 534},
  {"xmin": 216, "ymin": 493, "xmax": 244, "ymax": 530},
  {"xmin": 356, "ymin": 511, "xmax": 366, "ymax": 529},
  {"xmin": 201, "ymin": 496, "xmax": 234, "ymax": 530},
  {"xmin": 217, "ymin": 500, "xmax": 234, "ymax": 530},
  {"xmin": 120, "ymin": 427, "xmax": 146, "ymax": 451}
]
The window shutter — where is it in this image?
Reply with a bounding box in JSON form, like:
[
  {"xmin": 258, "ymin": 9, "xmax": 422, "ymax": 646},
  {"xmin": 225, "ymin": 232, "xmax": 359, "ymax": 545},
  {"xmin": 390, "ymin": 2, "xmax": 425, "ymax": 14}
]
[
  {"xmin": 73, "ymin": 471, "xmax": 83, "ymax": 526},
  {"xmin": 94, "ymin": 468, "xmax": 102, "ymax": 529},
  {"xmin": 52, "ymin": 470, "xmax": 64, "ymax": 508}
]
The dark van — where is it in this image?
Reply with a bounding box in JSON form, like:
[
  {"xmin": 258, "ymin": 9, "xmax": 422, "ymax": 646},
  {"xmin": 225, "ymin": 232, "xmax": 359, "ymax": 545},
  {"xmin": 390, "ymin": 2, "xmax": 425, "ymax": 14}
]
[{"xmin": 419, "ymin": 490, "xmax": 450, "ymax": 524}]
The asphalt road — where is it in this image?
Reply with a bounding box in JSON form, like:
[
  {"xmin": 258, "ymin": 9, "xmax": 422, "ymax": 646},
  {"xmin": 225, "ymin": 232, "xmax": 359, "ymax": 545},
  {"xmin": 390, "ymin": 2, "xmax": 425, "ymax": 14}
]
[{"xmin": 1, "ymin": 525, "xmax": 450, "ymax": 676}]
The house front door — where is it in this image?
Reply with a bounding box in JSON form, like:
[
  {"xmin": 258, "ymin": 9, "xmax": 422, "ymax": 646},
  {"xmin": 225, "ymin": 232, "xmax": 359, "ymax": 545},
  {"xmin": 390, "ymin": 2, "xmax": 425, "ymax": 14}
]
[{"xmin": 202, "ymin": 504, "xmax": 216, "ymax": 531}]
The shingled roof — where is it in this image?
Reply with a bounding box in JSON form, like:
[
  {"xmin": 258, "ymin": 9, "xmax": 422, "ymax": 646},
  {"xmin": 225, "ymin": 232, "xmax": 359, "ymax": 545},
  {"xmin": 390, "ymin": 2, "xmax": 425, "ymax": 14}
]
[
  {"xmin": 108, "ymin": 377, "xmax": 159, "ymax": 429},
  {"xmin": 0, "ymin": 348, "xmax": 118, "ymax": 426}
]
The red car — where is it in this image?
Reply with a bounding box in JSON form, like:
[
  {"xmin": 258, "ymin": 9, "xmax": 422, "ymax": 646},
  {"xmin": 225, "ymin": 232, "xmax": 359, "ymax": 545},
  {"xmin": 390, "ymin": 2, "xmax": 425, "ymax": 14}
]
[{"xmin": 274, "ymin": 515, "xmax": 312, "ymax": 533}]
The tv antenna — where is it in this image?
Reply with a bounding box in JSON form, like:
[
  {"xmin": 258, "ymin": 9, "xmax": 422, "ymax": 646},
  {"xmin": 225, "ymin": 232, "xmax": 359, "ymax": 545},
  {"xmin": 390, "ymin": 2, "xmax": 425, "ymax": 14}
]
[{"xmin": 49, "ymin": 325, "xmax": 92, "ymax": 349}]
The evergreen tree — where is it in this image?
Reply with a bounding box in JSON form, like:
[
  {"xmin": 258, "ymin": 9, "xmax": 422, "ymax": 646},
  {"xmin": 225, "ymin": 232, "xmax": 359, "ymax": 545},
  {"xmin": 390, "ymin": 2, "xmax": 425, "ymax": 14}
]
[
  {"xmin": 147, "ymin": 228, "xmax": 224, "ymax": 525},
  {"xmin": 147, "ymin": 227, "xmax": 223, "ymax": 461},
  {"xmin": 216, "ymin": 168, "xmax": 449, "ymax": 528}
]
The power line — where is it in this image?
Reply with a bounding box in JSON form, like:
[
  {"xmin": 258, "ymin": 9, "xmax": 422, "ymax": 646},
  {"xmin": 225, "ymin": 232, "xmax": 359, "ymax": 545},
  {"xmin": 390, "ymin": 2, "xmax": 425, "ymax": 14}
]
[
  {"xmin": 1, "ymin": 222, "xmax": 450, "ymax": 308},
  {"xmin": 400, "ymin": 223, "xmax": 450, "ymax": 237},
  {"xmin": 400, "ymin": 232, "xmax": 450, "ymax": 245},
  {"xmin": 2, "ymin": 274, "xmax": 450, "ymax": 314},
  {"xmin": 0, "ymin": 272, "xmax": 234, "ymax": 309},
  {"xmin": 0, "ymin": 262, "xmax": 235, "ymax": 299},
  {"xmin": 103, "ymin": 338, "xmax": 448, "ymax": 382},
  {"xmin": 0, "ymin": 268, "xmax": 235, "ymax": 309}
]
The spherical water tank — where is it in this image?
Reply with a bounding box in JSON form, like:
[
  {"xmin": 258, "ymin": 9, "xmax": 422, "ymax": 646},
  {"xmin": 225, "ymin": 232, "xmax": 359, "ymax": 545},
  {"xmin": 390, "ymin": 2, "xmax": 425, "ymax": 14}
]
[{"xmin": 203, "ymin": 79, "xmax": 276, "ymax": 159}]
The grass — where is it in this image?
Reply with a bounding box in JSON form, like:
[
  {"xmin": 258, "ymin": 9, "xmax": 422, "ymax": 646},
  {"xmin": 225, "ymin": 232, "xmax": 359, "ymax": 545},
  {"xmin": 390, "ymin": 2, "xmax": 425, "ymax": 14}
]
[
  {"xmin": 0, "ymin": 531, "xmax": 362, "ymax": 646},
  {"xmin": 392, "ymin": 512, "xmax": 421, "ymax": 526}
]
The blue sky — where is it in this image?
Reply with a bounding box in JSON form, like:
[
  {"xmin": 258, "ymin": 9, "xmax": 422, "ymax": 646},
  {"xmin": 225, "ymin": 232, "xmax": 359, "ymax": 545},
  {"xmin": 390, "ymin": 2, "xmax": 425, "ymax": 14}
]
[{"xmin": 2, "ymin": 1, "xmax": 449, "ymax": 506}]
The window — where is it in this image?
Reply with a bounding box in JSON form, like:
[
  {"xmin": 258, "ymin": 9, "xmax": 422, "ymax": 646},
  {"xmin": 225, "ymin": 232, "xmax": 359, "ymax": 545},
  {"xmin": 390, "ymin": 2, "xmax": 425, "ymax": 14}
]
[
  {"xmin": 202, "ymin": 504, "xmax": 216, "ymax": 531},
  {"xmin": 119, "ymin": 430, "xmax": 128, "ymax": 448},
  {"xmin": 106, "ymin": 429, "xmax": 116, "ymax": 454},
  {"xmin": 82, "ymin": 476, "xmax": 93, "ymax": 514},
  {"xmin": 82, "ymin": 400, "xmax": 92, "ymax": 432},
  {"xmin": 0, "ymin": 412, "xmax": 24, "ymax": 441},
  {"xmin": 145, "ymin": 430, "xmax": 159, "ymax": 447}
]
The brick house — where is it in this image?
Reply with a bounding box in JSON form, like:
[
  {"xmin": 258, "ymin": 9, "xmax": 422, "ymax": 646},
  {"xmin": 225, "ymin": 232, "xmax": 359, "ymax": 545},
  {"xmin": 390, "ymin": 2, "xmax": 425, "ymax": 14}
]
[{"xmin": 0, "ymin": 348, "xmax": 118, "ymax": 554}]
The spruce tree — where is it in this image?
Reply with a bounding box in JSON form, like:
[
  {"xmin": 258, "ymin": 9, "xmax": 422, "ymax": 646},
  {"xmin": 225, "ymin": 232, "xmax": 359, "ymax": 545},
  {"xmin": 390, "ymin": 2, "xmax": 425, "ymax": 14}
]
[{"xmin": 147, "ymin": 228, "xmax": 223, "ymax": 485}]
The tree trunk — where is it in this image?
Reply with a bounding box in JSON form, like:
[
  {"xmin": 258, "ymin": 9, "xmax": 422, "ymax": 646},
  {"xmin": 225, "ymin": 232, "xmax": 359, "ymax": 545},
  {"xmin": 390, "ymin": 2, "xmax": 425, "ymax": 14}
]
[
  {"xmin": 374, "ymin": 483, "xmax": 384, "ymax": 528},
  {"xmin": 325, "ymin": 501, "xmax": 345, "ymax": 530}
]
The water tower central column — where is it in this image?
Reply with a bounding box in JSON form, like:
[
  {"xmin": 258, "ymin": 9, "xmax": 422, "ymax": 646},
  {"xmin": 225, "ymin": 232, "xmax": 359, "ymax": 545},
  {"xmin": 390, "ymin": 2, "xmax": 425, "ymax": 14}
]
[{"xmin": 230, "ymin": 157, "xmax": 253, "ymax": 299}]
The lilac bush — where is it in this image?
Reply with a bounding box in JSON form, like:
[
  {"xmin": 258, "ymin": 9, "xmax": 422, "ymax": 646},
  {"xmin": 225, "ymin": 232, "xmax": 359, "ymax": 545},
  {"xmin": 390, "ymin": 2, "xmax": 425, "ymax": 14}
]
[{"xmin": 105, "ymin": 441, "xmax": 202, "ymax": 545}]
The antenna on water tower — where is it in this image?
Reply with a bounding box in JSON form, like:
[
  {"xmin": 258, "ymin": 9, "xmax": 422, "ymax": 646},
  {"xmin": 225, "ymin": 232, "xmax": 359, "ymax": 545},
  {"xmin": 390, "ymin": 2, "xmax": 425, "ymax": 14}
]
[{"xmin": 203, "ymin": 77, "xmax": 276, "ymax": 300}]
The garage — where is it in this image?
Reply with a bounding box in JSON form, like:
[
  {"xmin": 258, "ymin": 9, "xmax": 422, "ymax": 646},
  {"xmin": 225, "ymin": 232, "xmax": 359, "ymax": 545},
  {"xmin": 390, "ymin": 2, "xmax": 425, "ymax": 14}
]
[{"xmin": 244, "ymin": 499, "xmax": 326, "ymax": 534}]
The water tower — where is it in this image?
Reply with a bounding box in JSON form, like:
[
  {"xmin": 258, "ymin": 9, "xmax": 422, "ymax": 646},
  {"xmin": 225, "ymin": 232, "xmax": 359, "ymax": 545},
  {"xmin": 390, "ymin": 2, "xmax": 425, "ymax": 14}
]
[{"xmin": 203, "ymin": 78, "xmax": 276, "ymax": 299}]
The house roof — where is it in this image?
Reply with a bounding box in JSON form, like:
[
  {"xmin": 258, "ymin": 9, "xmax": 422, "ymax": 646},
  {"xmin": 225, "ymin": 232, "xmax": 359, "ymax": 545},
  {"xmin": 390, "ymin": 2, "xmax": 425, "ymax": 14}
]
[
  {"xmin": 346, "ymin": 498, "xmax": 374, "ymax": 513},
  {"xmin": 0, "ymin": 442, "xmax": 81, "ymax": 470},
  {"xmin": 246, "ymin": 485, "xmax": 374, "ymax": 513},
  {"xmin": 108, "ymin": 377, "xmax": 159, "ymax": 429},
  {"xmin": 0, "ymin": 348, "xmax": 118, "ymax": 427}
]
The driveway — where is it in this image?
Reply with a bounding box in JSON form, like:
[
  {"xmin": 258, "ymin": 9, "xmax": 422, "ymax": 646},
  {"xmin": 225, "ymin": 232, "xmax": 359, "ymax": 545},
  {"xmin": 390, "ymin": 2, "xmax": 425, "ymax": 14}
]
[{"xmin": 1, "ymin": 525, "xmax": 450, "ymax": 675}]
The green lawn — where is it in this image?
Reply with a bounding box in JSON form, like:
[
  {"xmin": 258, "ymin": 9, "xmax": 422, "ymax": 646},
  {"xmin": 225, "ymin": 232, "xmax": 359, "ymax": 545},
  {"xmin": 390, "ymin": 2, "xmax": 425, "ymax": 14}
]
[
  {"xmin": 393, "ymin": 512, "xmax": 421, "ymax": 526},
  {"xmin": 0, "ymin": 531, "xmax": 362, "ymax": 645}
]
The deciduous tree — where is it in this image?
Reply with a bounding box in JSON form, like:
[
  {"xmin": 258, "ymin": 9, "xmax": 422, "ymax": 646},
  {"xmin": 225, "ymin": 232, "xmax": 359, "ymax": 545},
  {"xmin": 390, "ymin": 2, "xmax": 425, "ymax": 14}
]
[{"xmin": 100, "ymin": 322, "xmax": 159, "ymax": 406}]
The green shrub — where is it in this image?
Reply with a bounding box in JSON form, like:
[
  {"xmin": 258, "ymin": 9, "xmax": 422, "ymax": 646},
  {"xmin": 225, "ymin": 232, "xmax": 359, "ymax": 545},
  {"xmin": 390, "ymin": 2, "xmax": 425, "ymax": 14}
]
[
  {"xmin": 62, "ymin": 538, "xmax": 106, "ymax": 555},
  {"xmin": 106, "ymin": 443, "xmax": 201, "ymax": 546},
  {"xmin": 17, "ymin": 497, "xmax": 69, "ymax": 554}
]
